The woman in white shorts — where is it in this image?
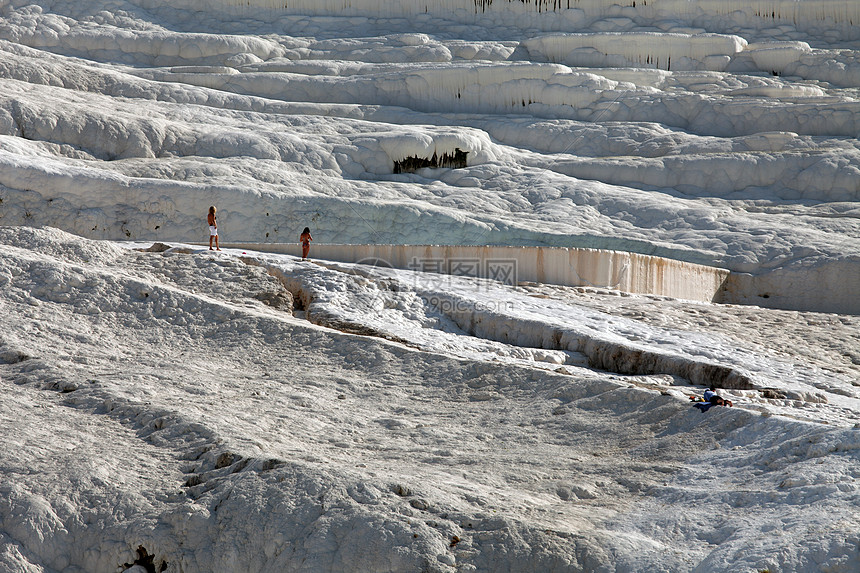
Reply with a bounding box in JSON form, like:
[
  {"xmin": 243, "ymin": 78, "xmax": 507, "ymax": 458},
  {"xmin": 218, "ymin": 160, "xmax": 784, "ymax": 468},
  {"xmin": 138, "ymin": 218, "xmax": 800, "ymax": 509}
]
[{"xmin": 208, "ymin": 206, "xmax": 220, "ymax": 251}]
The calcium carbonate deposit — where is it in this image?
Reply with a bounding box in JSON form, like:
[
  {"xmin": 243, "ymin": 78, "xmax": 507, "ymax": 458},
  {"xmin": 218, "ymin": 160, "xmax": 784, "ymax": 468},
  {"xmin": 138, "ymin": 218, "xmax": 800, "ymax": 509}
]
[{"xmin": 1, "ymin": 1, "xmax": 859, "ymax": 571}]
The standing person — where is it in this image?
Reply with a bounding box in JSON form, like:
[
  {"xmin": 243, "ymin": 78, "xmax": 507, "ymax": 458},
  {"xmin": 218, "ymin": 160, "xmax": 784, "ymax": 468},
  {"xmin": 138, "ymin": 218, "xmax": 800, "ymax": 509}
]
[
  {"xmin": 300, "ymin": 227, "xmax": 312, "ymax": 260},
  {"xmin": 208, "ymin": 206, "xmax": 220, "ymax": 251}
]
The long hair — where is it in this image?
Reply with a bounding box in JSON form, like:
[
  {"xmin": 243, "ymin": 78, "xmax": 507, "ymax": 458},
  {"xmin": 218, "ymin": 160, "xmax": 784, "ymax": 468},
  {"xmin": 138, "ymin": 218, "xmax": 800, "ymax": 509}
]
[{"xmin": 302, "ymin": 227, "xmax": 310, "ymax": 234}]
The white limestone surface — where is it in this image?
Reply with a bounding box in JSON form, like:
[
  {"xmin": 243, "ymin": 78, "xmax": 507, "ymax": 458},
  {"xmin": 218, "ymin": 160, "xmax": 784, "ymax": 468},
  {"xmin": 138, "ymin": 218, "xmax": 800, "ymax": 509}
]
[
  {"xmin": 1, "ymin": 0, "xmax": 860, "ymax": 570},
  {"xmin": 217, "ymin": 242, "xmax": 731, "ymax": 303},
  {"xmin": 1, "ymin": 227, "xmax": 859, "ymax": 573}
]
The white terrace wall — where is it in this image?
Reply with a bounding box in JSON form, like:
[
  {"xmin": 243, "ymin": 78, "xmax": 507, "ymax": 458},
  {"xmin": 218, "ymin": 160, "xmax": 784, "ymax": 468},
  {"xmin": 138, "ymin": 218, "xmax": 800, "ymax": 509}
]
[
  {"xmin": 160, "ymin": 0, "xmax": 860, "ymax": 37},
  {"xmin": 719, "ymin": 257, "xmax": 860, "ymax": 316},
  {"xmin": 173, "ymin": 0, "xmax": 860, "ymax": 24},
  {"xmin": 222, "ymin": 242, "xmax": 730, "ymax": 302}
]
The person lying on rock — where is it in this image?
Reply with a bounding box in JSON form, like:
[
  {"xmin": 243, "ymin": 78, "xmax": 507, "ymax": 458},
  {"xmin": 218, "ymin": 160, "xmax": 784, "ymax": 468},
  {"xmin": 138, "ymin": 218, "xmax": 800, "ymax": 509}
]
[{"xmin": 692, "ymin": 387, "xmax": 733, "ymax": 412}]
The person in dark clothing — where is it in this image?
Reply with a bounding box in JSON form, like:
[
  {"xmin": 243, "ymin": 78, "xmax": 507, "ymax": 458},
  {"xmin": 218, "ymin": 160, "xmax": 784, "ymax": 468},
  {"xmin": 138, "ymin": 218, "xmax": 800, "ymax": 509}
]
[{"xmin": 693, "ymin": 387, "xmax": 733, "ymax": 412}]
